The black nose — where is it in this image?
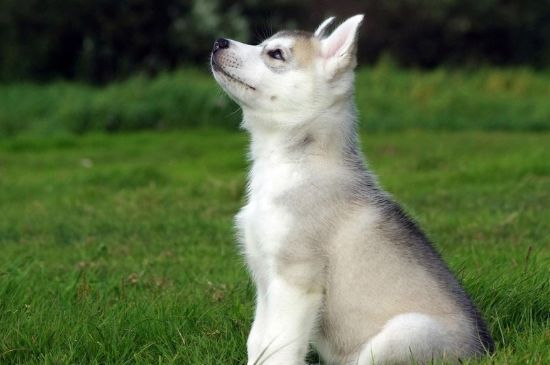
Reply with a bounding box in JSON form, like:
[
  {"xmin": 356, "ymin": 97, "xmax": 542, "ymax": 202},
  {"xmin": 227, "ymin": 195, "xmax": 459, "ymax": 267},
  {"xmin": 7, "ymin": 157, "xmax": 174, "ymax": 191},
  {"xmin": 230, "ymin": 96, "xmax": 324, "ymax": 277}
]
[{"xmin": 213, "ymin": 38, "xmax": 230, "ymax": 53}]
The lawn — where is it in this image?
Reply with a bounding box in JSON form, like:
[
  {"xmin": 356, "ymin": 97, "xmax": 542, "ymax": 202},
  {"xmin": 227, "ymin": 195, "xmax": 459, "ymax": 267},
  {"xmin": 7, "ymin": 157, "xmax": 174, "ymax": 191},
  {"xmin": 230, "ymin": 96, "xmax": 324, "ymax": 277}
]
[{"xmin": 0, "ymin": 129, "xmax": 548, "ymax": 364}]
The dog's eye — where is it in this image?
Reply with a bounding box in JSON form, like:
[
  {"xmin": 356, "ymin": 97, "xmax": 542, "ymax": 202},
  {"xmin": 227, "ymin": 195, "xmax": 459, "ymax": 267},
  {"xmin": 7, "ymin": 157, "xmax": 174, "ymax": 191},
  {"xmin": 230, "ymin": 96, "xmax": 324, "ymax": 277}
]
[{"xmin": 267, "ymin": 49, "xmax": 285, "ymax": 61}]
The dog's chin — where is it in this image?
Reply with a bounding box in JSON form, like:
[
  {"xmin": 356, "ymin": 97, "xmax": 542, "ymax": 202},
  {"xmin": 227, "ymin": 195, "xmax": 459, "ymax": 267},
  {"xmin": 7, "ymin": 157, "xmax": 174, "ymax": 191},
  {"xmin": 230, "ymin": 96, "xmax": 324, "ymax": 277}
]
[
  {"xmin": 211, "ymin": 58, "xmax": 256, "ymax": 92},
  {"xmin": 212, "ymin": 76, "xmax": 252, "ymax": 110},
  {"xmin": 211, "ymin": 62, "xmax": 257, "ymax": 109}
]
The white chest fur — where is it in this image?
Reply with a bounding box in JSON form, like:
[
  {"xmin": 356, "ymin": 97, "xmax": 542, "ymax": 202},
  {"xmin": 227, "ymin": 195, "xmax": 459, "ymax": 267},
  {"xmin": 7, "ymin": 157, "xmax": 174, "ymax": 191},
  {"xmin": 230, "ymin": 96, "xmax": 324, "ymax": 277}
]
[{"xmin": 236, "ymin": 151, "xmax": 304, "ymax": 265}]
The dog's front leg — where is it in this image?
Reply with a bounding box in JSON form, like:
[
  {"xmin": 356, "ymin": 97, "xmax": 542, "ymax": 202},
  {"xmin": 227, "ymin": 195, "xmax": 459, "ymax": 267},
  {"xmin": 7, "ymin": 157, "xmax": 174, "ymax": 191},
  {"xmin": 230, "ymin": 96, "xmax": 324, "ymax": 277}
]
[
  {"xmin": 248, "ymin": 275, "xmax": 322, "ymax": 365},
  {"xmin": 247, "ymin": 282, "xmax": 268, "ymax": 363}
]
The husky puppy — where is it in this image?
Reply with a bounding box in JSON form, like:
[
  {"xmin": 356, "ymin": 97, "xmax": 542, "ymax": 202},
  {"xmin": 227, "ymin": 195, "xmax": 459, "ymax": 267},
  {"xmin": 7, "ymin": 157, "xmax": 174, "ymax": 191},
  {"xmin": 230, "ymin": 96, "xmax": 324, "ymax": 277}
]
[{"xmin": 210, "ymin": 15, "xmax": 493, "ymax": 365}]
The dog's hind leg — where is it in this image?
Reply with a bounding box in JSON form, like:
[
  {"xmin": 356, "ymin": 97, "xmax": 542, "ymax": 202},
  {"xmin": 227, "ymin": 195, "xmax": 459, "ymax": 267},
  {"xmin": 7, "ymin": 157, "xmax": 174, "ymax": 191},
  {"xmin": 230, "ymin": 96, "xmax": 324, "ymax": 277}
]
[{"xmin": 357, "ymin": 313, "xmax": 462, "ymax": 365}]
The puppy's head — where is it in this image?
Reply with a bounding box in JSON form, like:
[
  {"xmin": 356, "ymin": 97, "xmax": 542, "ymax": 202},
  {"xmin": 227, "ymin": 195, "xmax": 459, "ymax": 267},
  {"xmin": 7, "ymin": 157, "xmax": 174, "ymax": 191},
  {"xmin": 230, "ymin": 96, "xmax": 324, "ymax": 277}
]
[{"xmin": 211, "ymin": 15, "xmax": 364, "ymax": 127}]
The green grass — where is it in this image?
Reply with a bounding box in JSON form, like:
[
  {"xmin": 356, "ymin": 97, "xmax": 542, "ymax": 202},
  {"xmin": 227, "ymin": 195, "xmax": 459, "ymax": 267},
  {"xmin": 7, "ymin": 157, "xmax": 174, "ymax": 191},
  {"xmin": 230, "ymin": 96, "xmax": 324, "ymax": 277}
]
[
  {"xmin": 1, "ymin": 66, "xmax": 550, "ymax": 136},
  {"xmin": 0, "ymin": 130, "xmax": 548, "ymax": 364}
]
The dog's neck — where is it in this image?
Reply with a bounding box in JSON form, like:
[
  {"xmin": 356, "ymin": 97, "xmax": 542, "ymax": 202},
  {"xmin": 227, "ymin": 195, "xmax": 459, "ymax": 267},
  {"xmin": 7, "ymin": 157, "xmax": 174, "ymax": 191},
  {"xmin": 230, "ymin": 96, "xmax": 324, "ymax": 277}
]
[{"xmin": 242, "ymin": 99, "xmax": 358, "ymax": 165}]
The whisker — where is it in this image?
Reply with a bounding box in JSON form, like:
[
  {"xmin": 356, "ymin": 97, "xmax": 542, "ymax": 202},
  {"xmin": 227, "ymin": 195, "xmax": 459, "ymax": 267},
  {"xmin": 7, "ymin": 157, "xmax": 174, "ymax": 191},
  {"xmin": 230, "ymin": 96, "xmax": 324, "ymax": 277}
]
[
  {"xmin": 253, "ymin": 335, "xmax": 279, "ymax": 365},
  {"xmin": 257, "ymin": 334, "xmax": 304, "ymax": 365}
]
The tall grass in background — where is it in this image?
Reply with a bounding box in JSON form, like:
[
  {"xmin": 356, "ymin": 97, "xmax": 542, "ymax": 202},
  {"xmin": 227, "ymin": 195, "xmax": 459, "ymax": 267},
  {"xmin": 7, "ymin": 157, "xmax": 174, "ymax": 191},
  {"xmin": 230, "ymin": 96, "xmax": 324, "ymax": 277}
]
[
  {"xmin": 0, "ymin": 69, "xmax": 237, "ymax": 136},
  {"xmin": 356, "ymin": 65, "xmax": 550, "ymax": 131},
  {"xmin": 1, "ymin": 65, "xmax": 550, "ymax": 137}
]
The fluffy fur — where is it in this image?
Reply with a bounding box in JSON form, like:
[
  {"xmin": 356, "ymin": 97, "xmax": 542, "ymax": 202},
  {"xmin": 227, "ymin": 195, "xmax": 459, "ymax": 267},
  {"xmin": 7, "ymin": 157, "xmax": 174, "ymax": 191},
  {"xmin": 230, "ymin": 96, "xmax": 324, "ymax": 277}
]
[{"xmin": 211, "ymin": 15, "xmax": 493, "ymax": 365}]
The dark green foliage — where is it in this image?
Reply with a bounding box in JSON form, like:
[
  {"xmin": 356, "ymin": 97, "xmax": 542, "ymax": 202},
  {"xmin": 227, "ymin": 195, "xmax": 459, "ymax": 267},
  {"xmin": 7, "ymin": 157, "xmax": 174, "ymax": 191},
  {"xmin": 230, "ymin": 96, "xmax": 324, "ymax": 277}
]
[
  {"xmin": 361, "ymin": 0, "xmax": 550, "ymax": 68},
  {"xmin": 1, "ymin": 0, "xmax": 549, "ymax": 83},
  {"xmin": 0, "ymin": 0, "xmax": 250, "ymax": 83},
  {"xmin": 0, "ymin": 0, "xmax": 308, "ymax": 83}
]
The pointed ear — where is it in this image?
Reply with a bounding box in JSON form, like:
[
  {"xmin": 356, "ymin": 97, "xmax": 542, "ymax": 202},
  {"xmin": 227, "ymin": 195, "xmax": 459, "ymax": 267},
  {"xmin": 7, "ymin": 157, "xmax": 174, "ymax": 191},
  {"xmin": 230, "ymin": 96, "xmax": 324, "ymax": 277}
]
[
  {"xmin": 314, "ymin": 16, "xmax": 336, "ymax": 38},
  {"xmin": 319, "ymin": 14, "xmax": 364, "ymax": 78}
]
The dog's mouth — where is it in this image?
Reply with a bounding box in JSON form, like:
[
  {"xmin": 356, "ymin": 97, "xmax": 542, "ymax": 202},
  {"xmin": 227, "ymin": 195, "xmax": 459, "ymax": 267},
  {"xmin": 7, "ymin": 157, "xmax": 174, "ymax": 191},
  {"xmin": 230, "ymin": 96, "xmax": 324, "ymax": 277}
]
[{"xmin": 211, "ymin": 58, "xmax": 256, "ymax": 91}]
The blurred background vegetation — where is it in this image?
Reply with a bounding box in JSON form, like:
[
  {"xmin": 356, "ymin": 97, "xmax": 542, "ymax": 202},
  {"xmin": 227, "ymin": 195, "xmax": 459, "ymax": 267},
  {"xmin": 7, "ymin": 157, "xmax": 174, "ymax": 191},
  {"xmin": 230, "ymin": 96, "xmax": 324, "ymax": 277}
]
[
  {"xmin": 1, "ymin": 0, "xmax": 549, "ymax": 136},
  {"xmin": 1, "ymin": 0, "xmax": 549, "ymax": 83}
]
